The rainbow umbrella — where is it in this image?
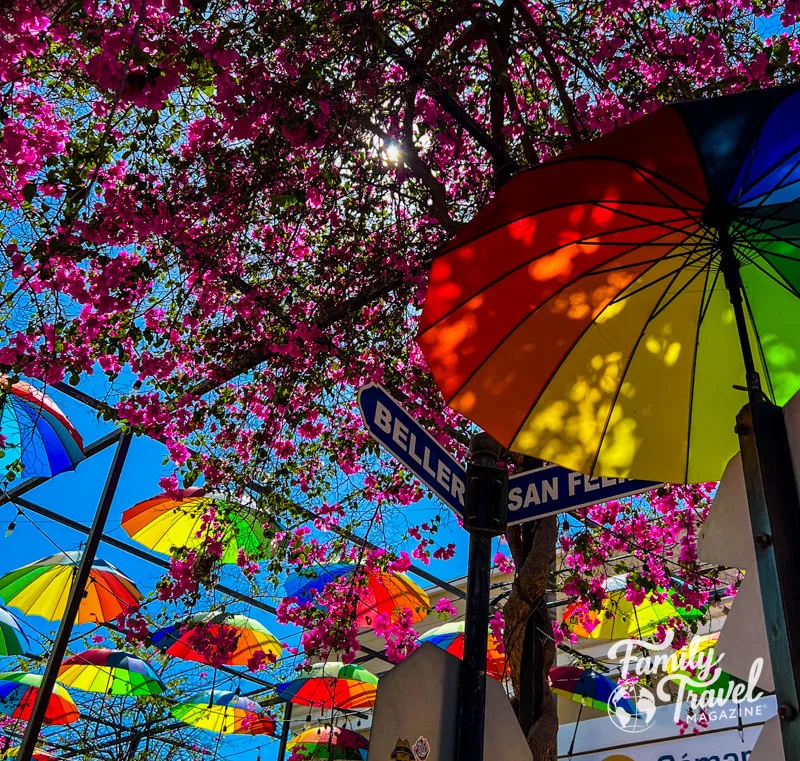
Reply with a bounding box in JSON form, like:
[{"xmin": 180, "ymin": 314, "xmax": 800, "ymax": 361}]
[
  {"xmin": 284, "ymin": 564, "xmax": 429, "ymax": 627},
  {"xmin": 562, "ymin": 575, "xmax": 706, "ymax": 640},
  {"xmin": 549, "ymin": 666, "xmax": 636, "ymax": 714},
  {"xmin": 0, "ymin": 552, "xmax": 141, "ymax": 624},
  {"xmin": 150, "ymin": 611, "xmax": 282, "ymax": 667},
  {"xmin": 233, "ymin": 714, "xmax": 277, "ymax": 736},
  {"xmin": 58, "ymin": 649, "xmax": 165, "ymax": 696},
  {"xmin": 418, "ymin": 84, "xmax": 800, "ymax": 484},
  {"xmin": 0, "ymin": 673, "xmax": 78, "ymax": 725},
  {"xmin": 0, "ymin": 380, "xmax": 84, "ymax": 480},
  {"xmin": 419, "ymin": 621, "xmax": 506, "ymax": 679},
  {"xmin": 287, "ymin": 727, "xmax": 369, "ymax": 760},
  {"xmin": 171, "ymin": 690, "xmax": 262, "ymax": 733},
  {"xmin": 276, "ymin": 663, "xmax": 378, "ymax": 710},
  {"xmin": 121, "ymin": 488, "xmax": 270, "ymax": 564},
  {"xmin": 2, "ymin": 747, "xmax": 58, "ymax": 761},
  {"xmin": 0, "ymin": 605, "xmax": 30, "ymax": 656}
]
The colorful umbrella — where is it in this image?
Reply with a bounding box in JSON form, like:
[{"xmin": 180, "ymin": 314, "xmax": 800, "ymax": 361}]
[
  {"xmin": 419, "ymin": 621, "xmax": 506, "ymax": 679},
  {"xmin": 0, "ymin": 380, "xmax": 84, "ymax": 480},
  {"xmin": 2, "ymin": 747, "xmax": 58, "ymax": 761},
  {"xmin": 417, "ymin": 84, "xmax": 800, "ymax": 484},
  {"xmin": 121, "ymin": 488, "xmax": 270, "ymax": 564},
  {"xmin": 287, "ymin": 727, "xmax": 369, "ymax": 760},
  {"xmin": 0, "ymin": 672, "xmax": 79, "ymax": 725},
  {"xmin": 150, "ymin": 611, "xmax": 282, "ymax": 667},
  {"xmin": 562, "ymin": 575, "xmax": 705, "ymax": 640},
  {"xmin": 58, "ymin": 649, "xmax": 165, "ymax": 696},
  {"xmin": 171, "ymin": 690, "xmax": 262, "ymax": 733},
  {"xmin": 276, "ymin": 663, "xmax": 378, "ymax": 710},
  {"xmin": 0, "ymin": 552, "xmax": 141, "ymax": 624},
  {"xmin": 233, "ymin": 714, "xmax": 277, "ymax": 736},
  {"xmin": 284, "ymin": 564, "xmax": 429, "ymax": 627},
  {"xmin": 549, "ymin": 666, "xmax": 636, "ymax": 714},
  {"xmin": 0, "ymin": 605, "xmax": 30, "ymax": 656}
]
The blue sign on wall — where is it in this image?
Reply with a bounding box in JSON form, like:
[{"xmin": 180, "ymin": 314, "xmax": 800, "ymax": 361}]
[{"xmin": 357, "ymin": 384, "xmax": 661, "ymax": 524}]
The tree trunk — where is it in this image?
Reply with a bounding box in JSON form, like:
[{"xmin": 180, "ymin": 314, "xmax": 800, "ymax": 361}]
[{"xmin": 504, "ymin": 516, "xmax": 559, "ymax": 761}]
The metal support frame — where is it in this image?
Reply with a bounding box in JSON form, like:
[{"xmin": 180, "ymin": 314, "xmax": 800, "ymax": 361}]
[{"xmin": 17, "ymin": 431, "xmax": 133, "ymax": 761}]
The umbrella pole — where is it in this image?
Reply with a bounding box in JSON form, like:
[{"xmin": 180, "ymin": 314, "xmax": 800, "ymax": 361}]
[
  {"xmin": 16, "ymin": 432, "xmax": 132, "ymax": 761},
  {"xmin": 720, "ymin": 230, "xmax": 800, "ymax": 755},
  {"xmin": 456, "ymin": 434, "xmax": 508, "ymax": 761}
]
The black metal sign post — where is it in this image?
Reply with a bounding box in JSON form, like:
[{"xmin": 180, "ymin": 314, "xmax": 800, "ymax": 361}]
[{"xmin": 456, "ymin": 434, "xmax": 508, "ymax": 761}]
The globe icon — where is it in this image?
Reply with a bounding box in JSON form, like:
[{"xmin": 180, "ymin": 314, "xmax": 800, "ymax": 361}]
[{"xmin": 607, "ymin": 683, "xmax": 657, "ymax": 733}]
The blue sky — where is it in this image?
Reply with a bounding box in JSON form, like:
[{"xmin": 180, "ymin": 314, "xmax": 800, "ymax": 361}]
[{"xmin": 1, "ymin": 378, "xmax": 480, "ymax": 761}]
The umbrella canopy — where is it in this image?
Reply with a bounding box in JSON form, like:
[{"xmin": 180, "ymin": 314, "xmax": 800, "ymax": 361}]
[
  {"xmin": 121, "ymin": 488, "xmax": 269, "ymax": 564},
  {"xmin": 0, "ymin": 672, "xmax": 79, "ymax": 725},
  {"xmin": 549, "ymin": 666, "xmax": 636, "ymax": 714},
  {"xmin": 150, "ymin": 611, "xmax": 282, "ymax": 667},
  {"xmin": 58, "ymin": 649, "xmax": 165, "ymax": 696},
  {"xmin": 418, "ymin": 84, "xmax": 800, "ymax": 484},
  {"xmin": 419, "ymin": 621, "xmax": 506, "ymax": 680},
  {"xmin": 287, "ymin": 727, "xmax": 369, "ymax": 760},
  {"xmin": 0, "ymin": 552, "xmax": 141, "ymax": 624},
  {"xmin": 171, "ymin": 689, "xmax": 262, "ymax": 733},
  {"xmin": 284, "ymin": 564, "xmax": 429, "ymax": 627},
  {"xmin": 276, "ymin": 663, "xmax": 378, "ymax": 710},
  {"xmin": 0, "ymin": 379, "xmax": 84, "ymax": 480},
  {"xmin": 233, "ymin": 714, "xmax": 277, "ymax": 736},
  {"xmin": 2, "ymin": 748, "xmax": 57, "ymax": 761},
  {"xmin": 562, "ymin": 575, "xmax": 705, "ymax": 640},
  {"xmin": 0, "ymin": 605, "xmax": 30, "ymax": 656}
]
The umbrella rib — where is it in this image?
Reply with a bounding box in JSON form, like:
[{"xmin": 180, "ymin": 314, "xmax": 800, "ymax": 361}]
[
  {"xmin": 436, "ymin": 157, "xmax": 705, "ymax": 258},
  {"xmin": 734, "ymin": 242, "xmax": 800, "ymax": 298},
  {"xmin": 432, "ymin": 228, "xmax": 696, "ymax": 411},
  {"xmin": 684, "ymin": 264, "xmax": 714, "ymax": 484},
  {"xmin": 504, "ymin": 235, "xmax": 700, "ymax": 452},
  {"xmin": 743, "ymin": 152, "xmax": 800, "ymax": 209},
  {"xmin": 604, "ymin": 248, "xmax": 714, "ymax": 308},
  {"xmin": 420, "ymin": 216, "xmax": 697, "ymax": 334},
  {"xmin": 588, "ymin": 262, "xmax": 698, "ymax": 475},
  {"xmin": 650, "ymin": 255, "xmax": 716, "ymax": 321}
]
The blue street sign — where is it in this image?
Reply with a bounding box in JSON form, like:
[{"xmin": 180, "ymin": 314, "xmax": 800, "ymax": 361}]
[
  {"xmin": 506, "ymin": 465, "xmax": 660, "ymax": 526},
  {"xmin": 358, "ymin": 383, "xmax": 467, "ymax": 515},
  {"xmin": 357, "ymin": 384, "xmax": 661, "ymax": 523}
]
